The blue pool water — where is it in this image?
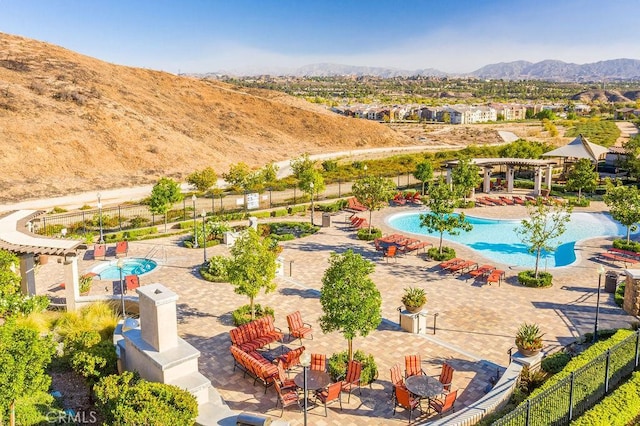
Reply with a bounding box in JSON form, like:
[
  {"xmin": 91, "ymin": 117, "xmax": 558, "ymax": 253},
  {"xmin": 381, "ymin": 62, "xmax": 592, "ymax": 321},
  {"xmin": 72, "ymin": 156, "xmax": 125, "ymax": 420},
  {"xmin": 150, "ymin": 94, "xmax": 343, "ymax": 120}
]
[
  {"xmin": 92, "ymin": 258, "xmax": 158, "ymax": 280},
  {"xmin": 387, "ymin": 212, "xmax": 636, "ymax": 268}
]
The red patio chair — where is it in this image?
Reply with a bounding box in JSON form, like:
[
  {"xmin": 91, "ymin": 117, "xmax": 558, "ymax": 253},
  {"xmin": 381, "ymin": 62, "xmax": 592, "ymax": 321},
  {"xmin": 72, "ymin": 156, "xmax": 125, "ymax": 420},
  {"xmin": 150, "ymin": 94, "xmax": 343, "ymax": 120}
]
[
  {"xmin": 273, "ymin": 378, "xmax": 301, "ymax": 417},
  {"xmin": 429, "ymin": 389, "xmax": 458, "ymax": 417},
  {"xmin": 405, "ymin": 354, "xmax": 426, "ymax": 378},
  {"xmin": 310, "ymin": 353, "xmax": 326, "ymax": 372},
  {"xmin": 286, "ymin": 311, "xmax": 313, "ymax": 344},
  {"xmin": 314, "ymin": 381, "xmax": 343, "ymax": 416},
  {"xmin": 390, "ymin": 363, "xmax": 405, "ymax": 402},
  {"xmin": 486, "ymin": 269, "xmax": 506, "ymax": 286},
  {"xmin": 339, "ymin": 360, "xmax": 362, "ymax": 403},
  {"xmin": 276, "ymin": 346, "xmax": 306, "ymax": 373},
  {"xmin": 275, "ymin": 359, "xmax": 297, "ymax": 390},
  {"xmin": 438, "ymin": 362, "xmax": 455, "ymax": 393},
  {"xmin": 394, "ymin": 384, "xmax": 422, "ymax": 424}
]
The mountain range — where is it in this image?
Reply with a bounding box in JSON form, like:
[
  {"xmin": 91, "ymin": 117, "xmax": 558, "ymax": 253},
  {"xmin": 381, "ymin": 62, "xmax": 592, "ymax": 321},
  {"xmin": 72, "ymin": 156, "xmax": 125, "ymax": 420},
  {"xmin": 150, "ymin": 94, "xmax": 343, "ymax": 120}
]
[{"xmin": 212, "ymin": 59, "xmax": 640, "ymax": 81}]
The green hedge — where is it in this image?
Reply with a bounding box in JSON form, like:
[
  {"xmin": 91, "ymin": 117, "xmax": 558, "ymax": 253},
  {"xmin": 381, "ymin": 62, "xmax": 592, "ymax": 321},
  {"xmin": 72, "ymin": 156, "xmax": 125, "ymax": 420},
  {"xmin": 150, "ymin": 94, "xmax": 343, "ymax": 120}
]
[
  {"xmin": 427, "ymin": 246, "xmax": 455, "ymax": 261},
  {"xmin": 520, "ymin": 329, "xmax": 636, "ymax": 425},
  {"xmin": 94, "ymin": 371, "xmax": 198, "ymax": 425},
  {"xmin": 357, "ymin": 227, "xmax": 382, "ymax": 240},
  {"xmin": 612, "ymin": 239, "xmax": 640, "ymax": 253},
  {"xmin": 104, "ymin": 227, "xmax": 158, "ymax": 242},
  {"xmin": 571, "ymin": 371, "xmax": 640, "ymax": 426},
  {"xmin": 231, "ymin": 304, "xmax": 275, "ymax": 326},
  {"xmin": 518, "ymin": 270, "xmax": 553, "ymax": 288}
]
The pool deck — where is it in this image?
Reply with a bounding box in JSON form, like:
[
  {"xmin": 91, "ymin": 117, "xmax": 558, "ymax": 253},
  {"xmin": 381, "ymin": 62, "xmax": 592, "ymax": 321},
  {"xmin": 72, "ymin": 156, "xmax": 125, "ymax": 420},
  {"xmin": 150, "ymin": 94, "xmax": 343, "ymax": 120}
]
[{"xmin": 36, "ymin": 200, "xmax": 637, "ymax": 425}]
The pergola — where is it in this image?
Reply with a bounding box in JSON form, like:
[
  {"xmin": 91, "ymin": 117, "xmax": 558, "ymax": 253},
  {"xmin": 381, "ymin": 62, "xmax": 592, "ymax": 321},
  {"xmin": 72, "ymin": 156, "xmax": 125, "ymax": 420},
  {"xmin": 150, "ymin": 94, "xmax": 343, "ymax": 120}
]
[
  {"xmin": 443, "ymin": 158, "xmax": 558, "ymax": 196},
  {"xmin": 0, "ymin": 210, "xmax": 84, "ymax": 310}
]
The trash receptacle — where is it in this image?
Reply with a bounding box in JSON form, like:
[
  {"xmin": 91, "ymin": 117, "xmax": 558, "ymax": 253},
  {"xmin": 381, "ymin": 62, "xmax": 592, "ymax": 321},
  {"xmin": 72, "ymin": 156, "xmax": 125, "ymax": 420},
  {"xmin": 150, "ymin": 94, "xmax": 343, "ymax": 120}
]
[
  {"xmin": 605, "ymin": 271, "xmax": 618, "ymax": 293},
  {"xmin": 322, "ymin": 212, "xmax": 331, "ymax": 227}
]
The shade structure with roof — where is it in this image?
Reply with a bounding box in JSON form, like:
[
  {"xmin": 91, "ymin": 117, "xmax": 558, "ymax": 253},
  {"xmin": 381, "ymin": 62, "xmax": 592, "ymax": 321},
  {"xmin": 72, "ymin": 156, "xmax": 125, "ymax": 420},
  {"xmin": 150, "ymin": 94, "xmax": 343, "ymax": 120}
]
[
  {"xmin": 542, "ymin": 134, "xmax": 609, "ymax": 164},
  {"xmin": 0, "ymin": 210, "xmax": 84, "ymax": 310}
]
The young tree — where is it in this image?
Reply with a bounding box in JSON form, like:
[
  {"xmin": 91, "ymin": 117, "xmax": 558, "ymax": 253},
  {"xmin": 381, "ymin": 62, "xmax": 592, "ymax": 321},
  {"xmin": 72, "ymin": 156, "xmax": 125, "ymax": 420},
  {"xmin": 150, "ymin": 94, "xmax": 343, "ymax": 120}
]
[
  {"xmin": 222, "ymin": 162, "xmax": 252, "ymax": 192},
  {"xmin": 148, "ymin": 177, "xmax": 183, "ymax": 233},
  {"xmin": 0, "ymin": 320, "xmax": 56, "ymax": 425},
  {"xmin": 351, "ymin": 176, "xmax": 396, "ymax": 233},
  {"xmin": 413, "ymin": 161, "xmax": 434, "ymax": 195},
  {"xmin": 603, "ymin": 180, "xmax": 640, "ymax": 242},
  {"xmin": 515, "ymin": 198, "xmax": 572, "ymax": 278},
  {"xmin": 420, "ymin": 178, "xmax": 473, "ymax": 254},
  {"xmin": 451, "ymin": 157, "xmax": 481, "ymax": 201},
  {"xmin": 565, "ymin": 158, "xmax": 598, "ymax": 200},
  {"xmin": 186, "ymin": 167, "xmax": 217, "ymax": 193},
  {"xmin": 227, "ymin": 228, "xmax": 277, "ymax": 320},
  {"xmin": 290, "ymin": 153, "xmax": 314, "ymax": 179},
  {"xmin": 319, "ymin": 250, "xmax": 382, "ymax": 362},
  {"xmin": 261, "ymin": 162, "xmax": 279, "ymax": 185},
  {"xmin": 621, "ymin": 134, "xmax": 640, "ymax": 180}
]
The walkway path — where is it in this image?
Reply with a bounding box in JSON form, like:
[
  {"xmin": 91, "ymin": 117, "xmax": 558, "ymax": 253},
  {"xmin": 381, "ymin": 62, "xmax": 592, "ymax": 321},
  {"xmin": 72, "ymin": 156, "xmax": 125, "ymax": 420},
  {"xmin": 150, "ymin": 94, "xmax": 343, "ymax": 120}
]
[{"xmin": 36, "ymin": 202, "xmax": 635, "ymax": 424}]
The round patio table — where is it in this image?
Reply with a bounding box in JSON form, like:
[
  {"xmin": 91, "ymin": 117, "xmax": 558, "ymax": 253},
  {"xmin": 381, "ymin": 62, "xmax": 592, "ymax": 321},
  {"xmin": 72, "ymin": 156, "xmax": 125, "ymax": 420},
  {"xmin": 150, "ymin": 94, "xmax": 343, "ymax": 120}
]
[
  {"xmin": 294, "ymin": 370, "xmax": 332, "ymax": 410},
  {"xmin": 405, "ymin": 374, "xmax": 444, "ymax": 401}
]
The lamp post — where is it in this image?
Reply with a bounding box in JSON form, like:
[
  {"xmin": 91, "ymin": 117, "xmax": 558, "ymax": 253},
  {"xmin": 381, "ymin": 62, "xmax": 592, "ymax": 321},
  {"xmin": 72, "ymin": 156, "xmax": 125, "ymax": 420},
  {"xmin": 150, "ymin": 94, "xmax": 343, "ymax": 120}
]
[
  {"xmin": 61, "ymin": 228, "xmax": 67, "ymax": 238},
  {"xmin": 117, "ymin": 258, "xmax": 125, "ymax": 319},
  {"xmin": 191, "ymin": 195, "xmax": 198, "ymax": 248},
  {"xmin": 309, "ymin": 182, "xmax": 315, "ymax": 226},
  {"xmin": 300, "ymin": 351, "xmax": 311, "ymax": 425},
  {"xmin": 201, "ymin": 210, "xmax": 207, "ymax": 263},
  {"xmin": 97, "ymin": 192, "xmax": 104, "ymax": 244},
  {"xmin": 594, "ymin": 265, "xmax": 606, "ymax": 342},
  {"xmin": 363, "ymin": 164, "xmax": 368, "ymax": 177}
]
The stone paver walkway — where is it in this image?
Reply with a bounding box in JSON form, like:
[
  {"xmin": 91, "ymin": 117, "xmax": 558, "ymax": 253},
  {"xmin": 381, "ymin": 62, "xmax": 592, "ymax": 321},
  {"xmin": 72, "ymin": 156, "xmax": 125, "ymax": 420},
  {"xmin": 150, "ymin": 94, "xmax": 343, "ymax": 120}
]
[{"xmin": 37, "ymin": 201, "xmax": 636, "ymax": 425}]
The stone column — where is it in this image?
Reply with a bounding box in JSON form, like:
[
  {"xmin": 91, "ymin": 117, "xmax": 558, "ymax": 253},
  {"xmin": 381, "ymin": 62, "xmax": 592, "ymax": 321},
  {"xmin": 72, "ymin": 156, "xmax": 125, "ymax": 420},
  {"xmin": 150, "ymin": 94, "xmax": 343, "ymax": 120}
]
[
  {"xmin": 623, "ymin": 270, "xmax": 640, "ymax": 317},
  {"xmin": 138, "ymin": 284, "xmax": 178, "ymax": 352},
  {"xmin": 507, "ymin": 167, "xmax": 515, "ymax": 193},
  {"xmin": 19, "ymin": 254, "xmax": 37, "ymax": 296},
  {"xmin": 545, "ymin": 165, "xmax": 553, "ymax": 189},
  {"xmin": 483, "ymin": 167, "xmax": 492, "ymax": 193},
  {"xmin": 445, "ymin": 168, "xmax": 452, "ymax": 186},
  {"xmin": 63, "ymin": 256, "xmax": 79, "ymax": 312},
  {"xmin": 533, "ymin": 168, "xmax": 543, "ymax": 196}
]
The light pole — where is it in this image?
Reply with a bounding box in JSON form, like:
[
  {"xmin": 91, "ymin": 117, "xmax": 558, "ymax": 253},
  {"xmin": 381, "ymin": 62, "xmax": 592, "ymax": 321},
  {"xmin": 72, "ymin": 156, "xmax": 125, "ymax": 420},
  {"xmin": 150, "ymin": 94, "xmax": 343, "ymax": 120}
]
[
  {"xmin": 201, "ymin": 210, "xmax": 207, "ymax": 263},
  {"xmin": 363, "ymin": 164, "xmax": 368, "ymax": 177},
  {"xmin": 309, "ymin": 182, "xmax": 315, "ymax": 226},
  {"xmin": 97, "ymin": 192, "xmax": 104, "ymax": 244},
  {"xmin": 191, "ymin": 195, "xmax": 198, "ymax": 248},
  {"xmin": 61, "ymin": 228, "xmax": 67, "ymax": 238},
  {"xmin": 300, "ymin": 351, "xmax": 311, "ymax": 425},
  {"xmin": 117, "ymin": 258, "xmax": 125, "ymax": 319},
  {"xmin": 594, "ymin": 265, "xmax": 606, "ymax": 342}
]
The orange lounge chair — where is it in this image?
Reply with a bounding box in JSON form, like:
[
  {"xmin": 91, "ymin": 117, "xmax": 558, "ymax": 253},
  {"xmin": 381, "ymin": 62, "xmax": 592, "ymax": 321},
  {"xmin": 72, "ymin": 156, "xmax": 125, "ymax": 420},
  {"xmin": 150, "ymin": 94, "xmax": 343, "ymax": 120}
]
[
  {"xmin": 439, "ymin": 258, "xmax": 464, "ymax": 269},
  {"xmin": 125, "ymin": 274, "xmax": 140, "ymax": 293},
  {"xmin": 93, "ymin": 244, "xmax": 106, "ymax": 260},
  {"xmin": 115, "ymin": 241, "xmax": 128, "ymax": 258},
  {"xmin": 447, "ymin": 260, "xmax": 477, "ymax": 274},
  {"xmin": 486, "ymin": 269, "xmax": 506, "ymax": 286},
  {"xmin": 384, "ymin": 245, "xmax": 398, "ymax": 262},
  {"xmin": 347, "ymin": 197, "xmax": 367, "ymax": 212},
  {"xmin": 468, "ymin": 264, "xmax": 495, "ymax": 279},
  {"xmin": 499, "ymin": 196, "xmax": 515, "ymax": 205},
  {"xmin": 512, "ymin": 196, "xmax": 526, "ymax": 205}
]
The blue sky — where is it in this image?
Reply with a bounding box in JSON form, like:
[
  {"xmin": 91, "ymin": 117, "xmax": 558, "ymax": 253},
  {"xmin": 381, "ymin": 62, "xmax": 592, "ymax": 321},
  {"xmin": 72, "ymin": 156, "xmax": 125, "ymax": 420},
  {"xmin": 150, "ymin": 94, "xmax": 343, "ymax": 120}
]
[{"xmin": 0, "ymin": 0, "xmax": 638, "ymax": 75}]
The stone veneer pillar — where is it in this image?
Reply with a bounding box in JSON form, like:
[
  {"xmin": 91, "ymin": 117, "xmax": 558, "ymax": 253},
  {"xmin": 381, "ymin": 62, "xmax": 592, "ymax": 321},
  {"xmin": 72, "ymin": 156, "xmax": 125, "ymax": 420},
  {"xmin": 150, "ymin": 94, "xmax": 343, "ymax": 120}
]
[
  {"xmin": 138, "ymin": 284, "xmax": 178, "ymax": 352},
  {"xmin": 63, "ymin": 256, "xmax": 79, "ymax": 312},
  {"xmin": 19, "ymin": 254, "xmax": 37, "ymax": 296},
  {"xmin": 623, "ymin": 270, "xmax": 640, "ymax": 317}
]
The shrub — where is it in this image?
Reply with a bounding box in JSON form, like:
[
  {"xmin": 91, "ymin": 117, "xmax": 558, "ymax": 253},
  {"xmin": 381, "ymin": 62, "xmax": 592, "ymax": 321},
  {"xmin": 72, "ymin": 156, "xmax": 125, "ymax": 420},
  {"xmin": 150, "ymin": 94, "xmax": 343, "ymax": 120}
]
[
  {"xmin": 231, "ymin": 304, "xmax": 274, "ymax": 326},
  {"xmin": 327, "ymin": 350, "xmax": 378, "ymax": 386},
  {"xmin": 79, "ymin": 273, "xmax": 93, "ymax": 294},
  {"xmin": 518, "ymin": 270, "xmax": 553, "ymax": 288},
  {"xmin": 356, "ymin": 227, "xmax": 381, "ymax": 240},
  {"xmin": 104, "ymin": 227, "xmax": 158, "ymax": 242},
  {"xmin": 568, "ymin": 197, "xmax": 590, "ymax": 207},
  {"xmin": 613, "ymin": 239, "xmax": 640, "ymax": 253},
  {"xmin": 272, "ymin": 209, "xmax": 288, "ymax": 217},
  {"xmin": 516, "ymin": 365, "xmax": 548, "ymax": 394},
  {"xmin": 427, "ymin": 246, "xmax": 455, "ymax": 261},
  {"xmin": 94, "ymin": 371, "xmax": 198, "ymax": 425},
  {"xmin": 541, "ymin": 351, "xmax": 572, "ymax": 374},
  {"xmin": 200, "ymin": 255, "xmax": 229, "ymax": 282}
]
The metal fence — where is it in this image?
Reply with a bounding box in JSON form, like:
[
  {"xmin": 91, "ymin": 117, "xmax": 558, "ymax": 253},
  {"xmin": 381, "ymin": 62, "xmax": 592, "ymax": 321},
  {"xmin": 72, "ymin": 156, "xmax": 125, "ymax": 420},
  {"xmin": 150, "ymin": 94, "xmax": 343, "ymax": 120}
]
[
  {"xmin": 34, "ymin": 173, "xmax": 424, "ymax": 236},
  {"xmin": 493, "ymin": 330, "xmax": 640, "ymax": 426}
]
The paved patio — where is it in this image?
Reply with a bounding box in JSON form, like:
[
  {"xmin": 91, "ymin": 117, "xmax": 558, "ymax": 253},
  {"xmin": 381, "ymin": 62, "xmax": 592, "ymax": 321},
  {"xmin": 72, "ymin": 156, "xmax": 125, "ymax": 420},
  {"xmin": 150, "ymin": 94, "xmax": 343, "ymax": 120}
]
[{"xmin": 37, "ymin": 201, "xmax": 637, "ymax": 425}]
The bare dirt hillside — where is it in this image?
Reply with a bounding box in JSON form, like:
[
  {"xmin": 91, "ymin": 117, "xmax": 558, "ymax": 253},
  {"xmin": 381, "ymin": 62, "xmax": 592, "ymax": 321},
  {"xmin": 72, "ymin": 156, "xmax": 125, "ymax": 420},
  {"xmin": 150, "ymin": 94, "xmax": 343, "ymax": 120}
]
[{"xmin": 0, "ymin": 33, "xmax": 412, "ymax": 203}]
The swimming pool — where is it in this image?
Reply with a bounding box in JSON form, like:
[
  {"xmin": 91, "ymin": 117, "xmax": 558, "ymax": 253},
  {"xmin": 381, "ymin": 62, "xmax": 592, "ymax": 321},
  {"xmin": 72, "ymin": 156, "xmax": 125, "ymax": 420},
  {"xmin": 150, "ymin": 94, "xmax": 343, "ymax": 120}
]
[
  {"xmin": 387, "ymin": 211, "xmax": 636, "ymax": 268},
  {"xmin": 91, "ymin": 258, "xmax": 158, "ymax": 280}
]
